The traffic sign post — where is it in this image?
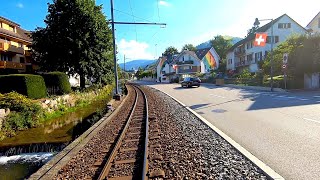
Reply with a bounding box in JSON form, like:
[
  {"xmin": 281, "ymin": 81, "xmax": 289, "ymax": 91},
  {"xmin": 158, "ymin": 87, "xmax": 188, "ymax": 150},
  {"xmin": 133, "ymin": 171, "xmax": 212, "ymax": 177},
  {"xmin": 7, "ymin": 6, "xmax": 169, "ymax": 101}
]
[{"xmin": 282, "ymin": 53, "xmax": 288, "ymax": 89}]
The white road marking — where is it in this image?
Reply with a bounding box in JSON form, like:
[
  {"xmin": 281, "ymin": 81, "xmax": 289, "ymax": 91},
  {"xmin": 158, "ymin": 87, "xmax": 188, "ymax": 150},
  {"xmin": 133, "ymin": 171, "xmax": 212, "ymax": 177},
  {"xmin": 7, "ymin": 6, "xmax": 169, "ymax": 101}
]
[
  {"xmin": 298, "ymin": 98, "xmax": 309, "ymax": 101},
  {"xmin": 314, "ymin": 96, "xmax": 320, "ymax": 98},
  {"xmin": 210, "ymin": 94, "xmax": 226, "ymax": 99},
  {"xmin": 303, "ymin": 118, "xmax": 320, "ymax": 124}
]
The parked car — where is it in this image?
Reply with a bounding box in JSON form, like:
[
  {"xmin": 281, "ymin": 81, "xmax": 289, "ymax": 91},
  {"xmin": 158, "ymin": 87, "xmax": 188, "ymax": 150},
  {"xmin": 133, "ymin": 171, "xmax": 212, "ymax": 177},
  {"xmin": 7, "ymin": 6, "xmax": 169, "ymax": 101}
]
[{"xmin": 181, "ymin": 77, "xmax": 201, "ymax": 88}]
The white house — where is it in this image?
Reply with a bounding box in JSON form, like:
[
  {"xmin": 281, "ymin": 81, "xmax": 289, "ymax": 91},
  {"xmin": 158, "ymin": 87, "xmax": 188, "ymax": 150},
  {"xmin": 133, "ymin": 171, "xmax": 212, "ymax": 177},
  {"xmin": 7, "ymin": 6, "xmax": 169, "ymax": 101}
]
[
  {"xmin": 306, "ymin": 12, "xmax": 320, "ymax": 34},
  {"xmin": 227, "ymin": 14, "xmax": 308, "ymax": 73},
  {"xmin": 156, "ymin": 47, "xmax": 220, "ymax": 82},
  {"xmin": 174, "ymin": 50, "xmax": 203, "ymax": 79},
  {"xmin": 195, "ymin": 47, "xmax": 220, "ymax": 73},
  {"xmin": 156, "ymin": 56, "xmax": 176, "ymax": 83}
]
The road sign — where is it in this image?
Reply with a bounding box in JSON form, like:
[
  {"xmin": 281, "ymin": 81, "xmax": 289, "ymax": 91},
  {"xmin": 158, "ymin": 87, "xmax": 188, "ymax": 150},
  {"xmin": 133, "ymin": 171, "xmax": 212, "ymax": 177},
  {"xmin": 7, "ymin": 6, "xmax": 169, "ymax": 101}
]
[
  {"xmin": 254, "ymin": 33, "xmax": 267, "ymax": 47},
  {"xmin": 283, "ymin": 53, "xmax": 288, "ymax": 64}
]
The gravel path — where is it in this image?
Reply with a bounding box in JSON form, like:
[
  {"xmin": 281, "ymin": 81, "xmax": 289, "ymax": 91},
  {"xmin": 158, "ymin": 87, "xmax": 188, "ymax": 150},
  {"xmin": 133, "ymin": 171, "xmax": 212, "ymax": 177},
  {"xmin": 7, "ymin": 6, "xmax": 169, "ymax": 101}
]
[{"xmin": 143, "ymin": 86, "xmax": 267, "ymax": 179}]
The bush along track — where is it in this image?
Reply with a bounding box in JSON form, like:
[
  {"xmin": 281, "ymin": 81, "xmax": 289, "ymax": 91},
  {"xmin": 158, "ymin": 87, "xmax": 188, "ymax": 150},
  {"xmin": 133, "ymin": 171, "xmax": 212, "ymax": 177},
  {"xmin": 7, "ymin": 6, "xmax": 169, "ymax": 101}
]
[{"xmin": 0, "ymin": 85, "xmax": 114, "ymax": 140}]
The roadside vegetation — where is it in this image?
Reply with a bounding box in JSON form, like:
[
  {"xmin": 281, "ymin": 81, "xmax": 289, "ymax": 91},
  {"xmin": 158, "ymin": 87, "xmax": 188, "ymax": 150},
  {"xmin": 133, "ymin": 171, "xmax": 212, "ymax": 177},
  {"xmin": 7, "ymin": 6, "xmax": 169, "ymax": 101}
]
[{"xmin": 0, "ymin": 0, "xmax": 120, "ymax": 140}]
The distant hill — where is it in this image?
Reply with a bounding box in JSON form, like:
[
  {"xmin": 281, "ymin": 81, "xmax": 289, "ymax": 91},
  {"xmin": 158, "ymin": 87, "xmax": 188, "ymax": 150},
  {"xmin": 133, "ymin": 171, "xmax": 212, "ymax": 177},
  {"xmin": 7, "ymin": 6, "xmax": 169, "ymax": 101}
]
[
  {"xmin": 196, "ymin": 36, "xmax": 242, "ymax": 49},
  {"xmin": 119, "ymin": 59, "xmax": 156, "ymax": 71}
]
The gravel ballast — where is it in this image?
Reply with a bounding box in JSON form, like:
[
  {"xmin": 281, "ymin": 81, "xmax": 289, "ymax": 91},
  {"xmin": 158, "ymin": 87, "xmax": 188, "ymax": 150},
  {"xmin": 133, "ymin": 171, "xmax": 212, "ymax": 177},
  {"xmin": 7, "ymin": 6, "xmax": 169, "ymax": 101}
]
[{"xmin": 143, "ymin": 86, "xmax": 267, "ymax": 179}]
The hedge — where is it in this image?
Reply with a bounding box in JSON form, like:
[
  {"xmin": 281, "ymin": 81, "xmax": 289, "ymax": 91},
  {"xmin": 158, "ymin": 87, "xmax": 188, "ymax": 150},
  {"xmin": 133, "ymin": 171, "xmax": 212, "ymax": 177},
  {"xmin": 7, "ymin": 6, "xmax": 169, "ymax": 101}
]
[
  {"xmin": 42, "ymin": 72, "xmax": 71, "ymax": 95},
  {"xmin": 0, "ymin": 74, "xmax": 47, "ymax": 99}
]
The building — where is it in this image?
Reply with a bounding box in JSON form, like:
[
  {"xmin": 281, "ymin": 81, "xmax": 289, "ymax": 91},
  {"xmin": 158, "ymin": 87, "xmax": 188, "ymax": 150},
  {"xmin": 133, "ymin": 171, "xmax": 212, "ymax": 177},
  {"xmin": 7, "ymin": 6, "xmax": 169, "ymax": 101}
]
[
  {"xmin": 156, "ymin": 55, "xmax": 177, "ymax": 83},
  {"xmin": 156, "ymin": 47, "xmax": 220, "ymax": 82},
  {"xmin": 195, "ymin": 47, "xmax": 220, "ymax": 73},
  {"xmin": 226, "ymin": 14, "xmax": 307, "ymax": 73},
  {"xmin": 306, "ymin": 12, "xmax": 320, "ymax": 34},
  {"xmin": 0, "ymin": 16, "xmax": 34, "ymax": 74}
]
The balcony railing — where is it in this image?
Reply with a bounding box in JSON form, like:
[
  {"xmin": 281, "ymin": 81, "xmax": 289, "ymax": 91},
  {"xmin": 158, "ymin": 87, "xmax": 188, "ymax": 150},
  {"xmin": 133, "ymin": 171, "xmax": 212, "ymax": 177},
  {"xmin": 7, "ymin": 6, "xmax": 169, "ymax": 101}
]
[
  {"xmin": 176, "ymin": 66, "xmax": 200, "ymax": 74},
  {"xmin": 0, "ymin": 61, "xmax": 26, "ymax": 70},
  {"xmin": 176, "ymin": 60, "xmax": 194, "ymax": 65},
  {"xmin": 234, "ymin": 49, "xmax": 246, "ymax": 56},
  {"xmin": 235, "ymin": 61, "xmax": 250, "ymax": 67},
  {"xmin": 0, "ymin": 41, "xmax": 24, "ymax": 54}
]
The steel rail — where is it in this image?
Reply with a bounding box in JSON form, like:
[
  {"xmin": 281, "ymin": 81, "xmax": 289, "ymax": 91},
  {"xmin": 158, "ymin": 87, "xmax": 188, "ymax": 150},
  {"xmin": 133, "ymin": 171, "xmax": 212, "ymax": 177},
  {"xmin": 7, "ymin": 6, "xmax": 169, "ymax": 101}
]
[
  {"xmin": 97, "ymin": 84, "xmax": 149, "ymax": 180},
  {"xmin": 97, "ymin": 86, "xmax": 139, "ymax": 180}
]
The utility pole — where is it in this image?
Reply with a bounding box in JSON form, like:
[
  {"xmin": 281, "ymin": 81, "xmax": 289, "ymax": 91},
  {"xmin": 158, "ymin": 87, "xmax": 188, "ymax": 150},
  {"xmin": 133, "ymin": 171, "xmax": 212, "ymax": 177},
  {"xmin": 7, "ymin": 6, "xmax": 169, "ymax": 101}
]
[
  {"xmin": 109, "ymin": 0, "xmax": 166, "ymax": 100},
  {"xmin": 124, "ymin": 54, "xmax": 126, "ymax": 72}
]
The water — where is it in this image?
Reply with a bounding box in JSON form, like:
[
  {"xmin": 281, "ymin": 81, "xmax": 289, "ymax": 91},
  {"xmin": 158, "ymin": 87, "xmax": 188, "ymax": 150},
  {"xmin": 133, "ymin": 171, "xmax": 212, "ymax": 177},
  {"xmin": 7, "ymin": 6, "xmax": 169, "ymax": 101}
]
[
  {"xmin": 0, "ymin": 153, "xmax": 54, "ymax": 180},
  {"xmin": 0, "ymin": 99, "xmax": 110, "ymax": 179}
]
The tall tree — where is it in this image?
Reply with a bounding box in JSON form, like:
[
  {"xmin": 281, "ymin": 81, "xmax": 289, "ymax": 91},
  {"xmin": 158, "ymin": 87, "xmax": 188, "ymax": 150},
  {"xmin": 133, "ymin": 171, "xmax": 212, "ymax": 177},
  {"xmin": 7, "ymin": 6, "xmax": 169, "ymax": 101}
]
[
  {"xmin": 210, "ymin": 35, "xmax": 232, "ymax": 73},
  {"xmin": 210, "ymin": 35, "xmax": 232, "ymax": 60},
  {"xmin": 32, "ymin": 0, "xmax": 114, "ymax": 88},
  {"xmin": 163, "ymin": 46, "xmax": 178, "ymax": 56},
  {"xmin": 181, "ymin": 44, "xmax": 196, "ymax": 52}
]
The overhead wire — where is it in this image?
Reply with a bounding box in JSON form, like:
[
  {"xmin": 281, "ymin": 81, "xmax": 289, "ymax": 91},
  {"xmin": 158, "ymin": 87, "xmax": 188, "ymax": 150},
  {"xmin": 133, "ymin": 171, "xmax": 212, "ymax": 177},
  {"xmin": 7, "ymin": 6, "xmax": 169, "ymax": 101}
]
[{"xmin": 128, "ymin": 0, "xmax": 138, "ymax": 42}]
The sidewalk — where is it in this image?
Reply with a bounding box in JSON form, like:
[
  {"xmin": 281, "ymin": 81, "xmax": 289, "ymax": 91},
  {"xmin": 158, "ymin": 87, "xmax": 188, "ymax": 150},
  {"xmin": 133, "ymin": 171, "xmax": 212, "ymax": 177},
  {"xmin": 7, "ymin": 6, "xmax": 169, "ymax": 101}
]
[{"xmin": 202, "ymin": 83, "xmax": 286, "ymax": 92}]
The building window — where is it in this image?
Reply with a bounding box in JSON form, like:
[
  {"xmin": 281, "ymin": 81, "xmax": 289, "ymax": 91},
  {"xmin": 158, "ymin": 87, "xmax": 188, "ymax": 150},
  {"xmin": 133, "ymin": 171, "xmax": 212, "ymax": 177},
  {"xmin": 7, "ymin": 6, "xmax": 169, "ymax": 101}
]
[
  {"xmin": 266, "ymin": 36, "xmax": 279, "ymax": 43},
  {"xmin": 9, "ymin": 25, "xmax": 15, "ymax": 32},
  {"xmin": 278, "ymin": 23, "xmax": 291, "ymax": 29},
  {"xmin": 246, "ymin": 41, "xmax": 253, "ymax": 49},
  {"xmin": 161, "ymin": 71, "xmax": 165, "ymax": 74},
  {"xmin": 20, "ymin": 57, "xmax": 25, "ymax": 63},
  {"xmin": 0, "ymin": 54, "xmax": 12, "ymax": 61},
  {"xmin": 254, "ymin": 52, "xmax": 263, "ymax": 62},
  {"xmin": 247, "ymin": 54, "xmax": 253, "ymax": 62}
]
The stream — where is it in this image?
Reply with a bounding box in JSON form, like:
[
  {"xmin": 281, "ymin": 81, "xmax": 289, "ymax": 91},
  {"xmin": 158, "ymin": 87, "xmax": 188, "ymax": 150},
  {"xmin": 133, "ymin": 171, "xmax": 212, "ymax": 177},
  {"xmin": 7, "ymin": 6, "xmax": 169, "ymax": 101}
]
[{"xmin": 0, "ymin": 99, "xmax": 110, "ymax": 179}]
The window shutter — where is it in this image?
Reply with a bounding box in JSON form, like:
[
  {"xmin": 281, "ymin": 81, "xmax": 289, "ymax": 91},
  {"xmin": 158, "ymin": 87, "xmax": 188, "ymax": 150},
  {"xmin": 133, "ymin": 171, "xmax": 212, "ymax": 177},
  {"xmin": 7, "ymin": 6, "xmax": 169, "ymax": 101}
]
[{"xmin": 288, "ymin": 23, "xmax": 291, "ymax": 28}]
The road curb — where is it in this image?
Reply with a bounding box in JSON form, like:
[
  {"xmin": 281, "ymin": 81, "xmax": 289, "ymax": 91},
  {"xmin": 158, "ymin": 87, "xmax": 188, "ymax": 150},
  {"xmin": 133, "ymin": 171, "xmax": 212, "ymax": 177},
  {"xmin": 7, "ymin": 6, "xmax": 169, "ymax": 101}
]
[
  {"xmin": 155, "ymin": 88, "xmax": 284, "ymax": 180},
  {"xmin": 29, "ymin": 94, "xmax": 129, "ymax": 179}
]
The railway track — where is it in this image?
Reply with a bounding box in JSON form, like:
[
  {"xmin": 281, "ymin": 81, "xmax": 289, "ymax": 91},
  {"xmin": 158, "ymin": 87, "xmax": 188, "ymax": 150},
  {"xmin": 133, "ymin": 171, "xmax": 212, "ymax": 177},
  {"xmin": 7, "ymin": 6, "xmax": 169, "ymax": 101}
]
[{"xmin": 97, "ymin": 85, "xmax": 149, "ymax": 180}]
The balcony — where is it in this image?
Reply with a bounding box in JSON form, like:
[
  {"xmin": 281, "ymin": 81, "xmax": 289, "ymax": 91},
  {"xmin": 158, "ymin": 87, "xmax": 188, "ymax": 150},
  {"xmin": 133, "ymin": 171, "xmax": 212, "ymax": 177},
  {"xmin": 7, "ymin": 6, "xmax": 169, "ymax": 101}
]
[
  {"xmin": 234, "ymin": 49, "xmax": 246, "ymax": 56},
  {"xmin": 0, "ymin": 41, "xmax": 24, "ymax": 54},
  {"xmin": 235, "ymin": 61, "xmax": 250, "ymax": 67},
  {"xmin": 176, "ymin": 66, "xmax": 200, "ymax": 74},
  {"xmin": 0, "ymin": 61, "xmax": 26, "ymax": 70},
  {"xmin": 176, "ymin": 60, "xmax": 194, "ymax": 65}
]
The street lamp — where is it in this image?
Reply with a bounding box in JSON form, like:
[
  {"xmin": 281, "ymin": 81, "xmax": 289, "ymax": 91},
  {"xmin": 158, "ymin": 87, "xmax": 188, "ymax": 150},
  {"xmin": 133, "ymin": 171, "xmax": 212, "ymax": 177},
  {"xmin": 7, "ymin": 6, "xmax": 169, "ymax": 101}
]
[{"xmin": 254, "ymin": 18, "xmax": 274, "ymax": 92}]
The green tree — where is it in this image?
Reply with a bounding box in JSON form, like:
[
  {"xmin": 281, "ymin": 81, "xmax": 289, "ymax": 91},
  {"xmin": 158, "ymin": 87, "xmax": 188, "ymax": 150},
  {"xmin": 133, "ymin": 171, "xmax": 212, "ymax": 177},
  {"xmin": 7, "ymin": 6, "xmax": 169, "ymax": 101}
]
[
  {"xmin": 261, "ymin": 35, "xmax": 306, "ymax": 76},
  {"xmin": 32, "ymin": 0, "xmax": 114, "ymax": 88},
  {"xmin": 210, "ymin": 35, "xmax": 232, "ymax": 73},
  {"xmin": 210, "ymin": 35, "xmax": 232, "ymax": 60},
  {"xmin": 163, "ymin": 46, "xmax": 178, "ymax": 56},
  {"xmin": 181, "ymin": 44, "xmax": 196, "ymax": 52}
]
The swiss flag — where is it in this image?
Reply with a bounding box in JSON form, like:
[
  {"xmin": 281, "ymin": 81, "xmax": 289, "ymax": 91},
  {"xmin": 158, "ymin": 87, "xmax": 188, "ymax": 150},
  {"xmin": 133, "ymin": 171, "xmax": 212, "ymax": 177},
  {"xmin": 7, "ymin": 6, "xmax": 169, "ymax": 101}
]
[
  {"xmin": 172, "ymin": 64, "xmax": 177, "ymax": 70},
  {"xmin": 254, "ymin": 33, "xmax": 267, "ymax": 47}
]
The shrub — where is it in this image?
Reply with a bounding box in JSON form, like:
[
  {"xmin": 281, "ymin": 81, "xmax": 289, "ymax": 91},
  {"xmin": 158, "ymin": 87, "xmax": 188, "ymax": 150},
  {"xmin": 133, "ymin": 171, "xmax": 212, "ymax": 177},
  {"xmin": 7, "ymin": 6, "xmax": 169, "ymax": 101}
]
[
  {"xmin": 0, "ymin": 74, "xmax": 47, "ymax": 99},
  {"xmin": 0, "ymin": 92, "xmax": 44, "ymax": 131},
  {"xmin": 42, "ymin": 72, "xmax": 72, "ymax": 95}
]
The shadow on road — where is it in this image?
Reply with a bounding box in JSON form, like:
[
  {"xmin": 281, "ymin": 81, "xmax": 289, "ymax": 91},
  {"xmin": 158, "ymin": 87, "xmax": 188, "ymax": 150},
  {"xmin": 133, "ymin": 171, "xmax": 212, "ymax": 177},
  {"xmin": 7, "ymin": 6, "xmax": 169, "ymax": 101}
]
[{"xmin": 135, "ymin": 81, "xmax": 320, "ymax": 111}]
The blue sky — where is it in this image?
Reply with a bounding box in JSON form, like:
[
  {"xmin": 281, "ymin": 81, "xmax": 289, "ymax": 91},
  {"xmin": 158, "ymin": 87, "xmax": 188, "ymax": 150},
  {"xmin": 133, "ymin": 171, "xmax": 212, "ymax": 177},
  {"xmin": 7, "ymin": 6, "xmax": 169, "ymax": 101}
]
[{"xmin": 0, "ymin": 0, "xmax": 320, "ymax": 63}]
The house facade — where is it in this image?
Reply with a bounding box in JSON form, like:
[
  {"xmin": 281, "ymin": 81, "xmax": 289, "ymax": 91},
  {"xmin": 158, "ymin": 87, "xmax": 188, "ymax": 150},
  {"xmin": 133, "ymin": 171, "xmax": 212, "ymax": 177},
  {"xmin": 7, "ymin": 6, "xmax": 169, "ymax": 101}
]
[
  {"xmin": 227, "ymin": 14, "xmax": 307, "ymax": 73},
  {"xmin": 195, "ymin": 47, "xmax": 220, "ymax": 73},
  {"xmin": 156, "ymin": 47, "xmax": 220, "ymax": 82},
  {"xmin": 0, "ymin": 16, "xmax": 34, "ymax": 74},
  {"xmin": 307, "ymin": 12, "xmax": 320, "ymax": 34}
]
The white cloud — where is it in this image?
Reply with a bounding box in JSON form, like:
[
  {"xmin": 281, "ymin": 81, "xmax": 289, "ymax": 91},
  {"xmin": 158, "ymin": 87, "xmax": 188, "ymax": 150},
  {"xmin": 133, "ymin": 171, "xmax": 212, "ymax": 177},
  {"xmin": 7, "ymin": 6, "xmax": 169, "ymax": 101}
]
[
  {"xmin": 159, "ymin": 0, "xmax": 170, "ymax": 7},
  {"xmin": 17, "ymin": 3, "xmax": 24, "ymax": 8},
  {"xmin": 117, "ymin": 39, "xmax": 154, "ymax": 60}
]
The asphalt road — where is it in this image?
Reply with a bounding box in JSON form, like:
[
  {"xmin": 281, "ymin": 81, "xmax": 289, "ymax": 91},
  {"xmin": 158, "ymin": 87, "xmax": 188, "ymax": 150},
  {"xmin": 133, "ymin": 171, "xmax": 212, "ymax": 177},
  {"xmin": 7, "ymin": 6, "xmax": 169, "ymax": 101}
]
[{"xmin": 138, "ymin": 81, "xmax": 320, "ymax": 180}]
